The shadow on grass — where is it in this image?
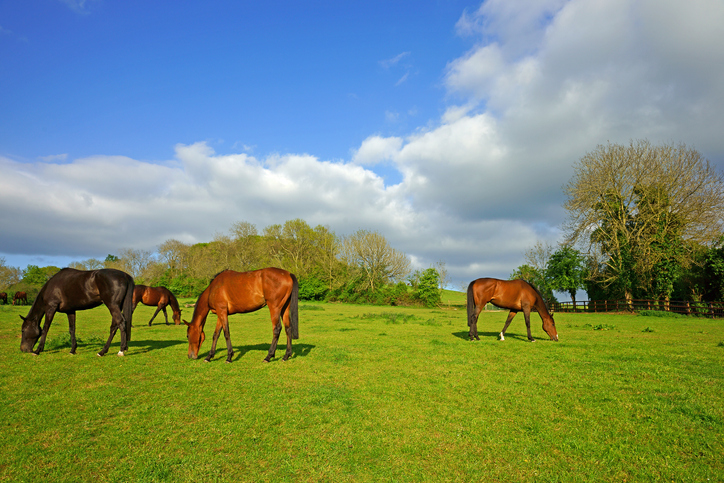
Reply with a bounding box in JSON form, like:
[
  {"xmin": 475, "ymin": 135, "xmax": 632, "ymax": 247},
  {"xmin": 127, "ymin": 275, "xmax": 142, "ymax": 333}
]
[
  {"xmin": 198, "ymin": 342, "xmax": 316, "ymax": 363},
  {"xmin": 452, "ymin": 331, "xmax": 536, "ymax": 342}
]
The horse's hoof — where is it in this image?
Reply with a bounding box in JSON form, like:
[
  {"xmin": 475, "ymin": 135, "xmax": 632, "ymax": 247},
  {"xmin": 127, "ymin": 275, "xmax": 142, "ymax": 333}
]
[
  {"xmin": 117, "ymin": 351, "xmax": 124, "ymax": 356},
  {"xmin": 97, "ymin": 353, "xmax": 103, "ymax": 357}
]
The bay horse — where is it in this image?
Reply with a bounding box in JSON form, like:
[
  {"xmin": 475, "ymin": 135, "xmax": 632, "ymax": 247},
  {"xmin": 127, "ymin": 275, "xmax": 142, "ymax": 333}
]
[
  {"xmin": 20, "ymin": 268, "xmax": 134, "ymax": 356},
  {"xmin": 132, "ymin": 285, "xmax": 181, "ymax": 326},
  {"xmin": 467, "ymin": 278, "xmax": 558, "ymax": 342},
  {"xmin": 13, "ymin": 291, "xmax": 28, "ymax": 305},
  {"xmin": 185, "ymin": 267, "xmax": 299, "ymax": 363},
  {"xmin": 0, "ymin": 292, "xmax": 7, "ymax": 304}
]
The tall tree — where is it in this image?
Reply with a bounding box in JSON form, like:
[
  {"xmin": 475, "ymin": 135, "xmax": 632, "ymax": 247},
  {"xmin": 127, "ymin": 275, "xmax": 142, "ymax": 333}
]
[
  {"xmin": 546, "ymin": 246, "xmax": 586, "ymax": 304},
  {"xmin": 342, "ymin": 230, "xmax": 410, "ymax": 291},
  {"xmin": 563, "ymin": 140, "xmax": 724, "ymax": 302}
]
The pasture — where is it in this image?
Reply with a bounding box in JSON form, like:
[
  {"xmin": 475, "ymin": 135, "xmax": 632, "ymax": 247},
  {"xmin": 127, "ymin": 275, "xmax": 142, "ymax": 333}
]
[{"xmin": 1, "ymin": 300, "xmax": 722, "ymax": 482}]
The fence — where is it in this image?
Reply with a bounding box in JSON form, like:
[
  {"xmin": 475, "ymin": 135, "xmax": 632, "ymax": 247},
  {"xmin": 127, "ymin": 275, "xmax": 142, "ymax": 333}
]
[{"xmin": 552, "ymin": 299, "xmax": 724, "ymax": 318}]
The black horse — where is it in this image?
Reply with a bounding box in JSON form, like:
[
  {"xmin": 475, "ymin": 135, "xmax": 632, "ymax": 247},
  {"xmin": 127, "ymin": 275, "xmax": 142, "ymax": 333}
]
[{"xmin": 20, "ymin": 268, "xmax": 134, "ymax": 356}]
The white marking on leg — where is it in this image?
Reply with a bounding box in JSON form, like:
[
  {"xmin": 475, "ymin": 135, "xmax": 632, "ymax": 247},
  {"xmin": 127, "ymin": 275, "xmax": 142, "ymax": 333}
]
[
  {"xmin": 117, "ymin": 351, "xmax": 124, "ymax": 357},
  {"xmin": 499, "ymin": 332, "xmax": 505, "ymax": 341}
]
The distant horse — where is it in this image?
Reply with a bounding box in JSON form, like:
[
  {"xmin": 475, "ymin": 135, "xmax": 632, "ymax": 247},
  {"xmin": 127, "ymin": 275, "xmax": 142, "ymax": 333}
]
[
  {"xmin": 467, "ymin": 278, "xmax": 558, "ymax": 342},
  {"xmin": 185, "ymin": 267, "xmax": 299, "ymax": 363},
  {"xmin": 0, "ymin": 292, "xmax": 7, "ymax": 304},
  {"xmin": 20, "ymin": 268, "xmax": 134, "ymax": 356},
  {"xmin": 132, "ymin": 285, "xmax": 182, "ymax": 326},
  {"xmin": 13, "ymin": 291, "xmax": 28, "ymax": 305}
]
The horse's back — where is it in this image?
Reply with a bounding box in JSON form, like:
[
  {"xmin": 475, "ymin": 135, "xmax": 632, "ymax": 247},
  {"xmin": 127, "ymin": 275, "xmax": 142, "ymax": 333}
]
[
  {"xmin": 472, "ymin": 278, "xmax": 538, "ymax": 311},
  {"xmin": 208, "ymin": 268, "xmax": 294, "ymax": 314}
]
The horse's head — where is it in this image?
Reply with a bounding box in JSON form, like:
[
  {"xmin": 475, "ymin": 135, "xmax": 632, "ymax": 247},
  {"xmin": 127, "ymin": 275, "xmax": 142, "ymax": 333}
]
[
  {"xmin": 172, "ymin": 310, "xmax": 182, "ymax": 326},
  {"xmin": 184, "ymin": 320, "xmax": 205, "ymax": 359},
  {"xmin": 542, "ymin": 308, "xmax": 558, "ymax": 341},
  {"xmin": 19, "ymin": 315, "xmax": 41, "ymax": 353}
]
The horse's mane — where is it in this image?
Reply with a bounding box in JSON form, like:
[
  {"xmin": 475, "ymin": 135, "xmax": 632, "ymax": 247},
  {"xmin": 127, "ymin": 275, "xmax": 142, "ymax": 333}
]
[
  {"xmin": 520, "ymin": 279, "xmax": 550, "ymax": 312},
  {"xmin": 210, "ymin": 269, "xmax": 230, "ymax": 282}
]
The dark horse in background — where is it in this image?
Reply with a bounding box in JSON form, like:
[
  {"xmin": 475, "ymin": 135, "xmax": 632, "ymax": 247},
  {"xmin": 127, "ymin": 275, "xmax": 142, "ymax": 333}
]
[
  {"xmin": 185, "ymin": 267, "xmax": 299, "ymax": 363},
  {"xmin": 467, "ymin": 278, "xmax": 558, "ymax": 342},
  {"xmin": 20, "ymin": 268, "xmax": 134, "ymax": 356},
  {"xmin": 132, "ymin": 285, "xmax": 182, "ymax": 326},
  {"xmin": 13, "ymin": 291, "xmax": 28, "ymax": 305},
  {"xmin": 0, "ymin": 292, "xmax": 7, "ymax": 304}
]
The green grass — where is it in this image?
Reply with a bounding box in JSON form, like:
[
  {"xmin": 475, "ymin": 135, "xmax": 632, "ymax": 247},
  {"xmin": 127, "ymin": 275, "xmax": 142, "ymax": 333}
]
[{"xmin": 1, "ymin": 300, "xmax": 722, "ymax": 482}]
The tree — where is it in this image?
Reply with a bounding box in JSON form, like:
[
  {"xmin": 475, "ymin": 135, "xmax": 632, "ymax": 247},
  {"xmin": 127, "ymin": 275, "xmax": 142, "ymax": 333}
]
[
  {"xmin": 0, "ymin": 257, "xmax": 22, "ymax": 288},
  {"xmin": 158, "ymin": 239, "xmax": 189, "ymax": 277},
  {"xmin": 22, "ymin": 265, "xmax": 60, "ymax": 286},
  {"xmin": 415, "ymin": 268, "xmax": 441, "ymax": 307},
  {"xmin": 546, "ymin": 246, "xmax": 586, "ymax": 304},
  {"xmin": 563, "ymin": 140, "xmax": 724, "ymax": 302},
  {"xmin": 342, "ymin": 230, "xmax": 410, "ymax": 291},
  {"xmin": 509, "ymin": 264, "xmax": 556, "ymax": 303}
]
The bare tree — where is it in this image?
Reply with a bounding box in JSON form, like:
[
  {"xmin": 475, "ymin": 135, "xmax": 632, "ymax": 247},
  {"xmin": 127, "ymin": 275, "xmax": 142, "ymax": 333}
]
[
  {"xmin": 342, "ymin": 230, "xmax": 410, "ymax": 291},
  {"xmin": 563, "ymin": 140, "xmax": 724, "ymax": 301}
]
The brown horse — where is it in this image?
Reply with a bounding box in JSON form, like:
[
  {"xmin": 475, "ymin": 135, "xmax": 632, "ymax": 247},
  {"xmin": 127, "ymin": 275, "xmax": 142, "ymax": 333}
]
[
  {"xmin": 0, "ymin": 292, "xmax": 7, "ymax": 304},
  {"xmin": 13, "ymin": 291, "xmax": 28, "ymax": 305},
  {"xmin": 132, "ymin": 285, "xmax": 181, "ymax": 326},
  {"xmin": 467, "ymin": 278, "xmax": 558, "ymax": 342},
  {"xmin": 20, "ymin": 268, "xmax": 134, "ymax": 356},
  {"xmin": 185, "ymin": 267, "xmax": 299, "ymax": 363}
]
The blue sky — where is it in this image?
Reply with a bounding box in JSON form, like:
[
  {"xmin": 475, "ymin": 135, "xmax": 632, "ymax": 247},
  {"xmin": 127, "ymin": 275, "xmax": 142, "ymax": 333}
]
[{"xmin": 2, "ymin": 0, "xmax": 724, "ymax": 292}]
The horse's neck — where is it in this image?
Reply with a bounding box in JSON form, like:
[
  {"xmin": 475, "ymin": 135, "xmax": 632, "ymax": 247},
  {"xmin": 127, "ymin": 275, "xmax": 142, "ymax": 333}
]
[
  {"xmin": 25, "ymin": 291, "xmax": 47, "ymax": 322},
  {"xmin": 189, "ymin": 288, "xmax": 211, "ymax": 327},
  {"xmin": 534, "ymin": 297, "xmax": 551, "ymax": 318},
  {"xmin": 169, "ymin": 295, "xmax": 181, "ymax": 314}
]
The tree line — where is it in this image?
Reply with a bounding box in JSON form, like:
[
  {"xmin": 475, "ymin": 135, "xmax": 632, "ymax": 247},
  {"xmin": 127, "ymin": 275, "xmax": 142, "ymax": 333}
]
[
  {"xmin": 4, "ymin": 140, "xmax": 723, "ymax": 309},
  {"xmin": 0, "ymin": 220, "xmax": 445, "ymax": 308}
]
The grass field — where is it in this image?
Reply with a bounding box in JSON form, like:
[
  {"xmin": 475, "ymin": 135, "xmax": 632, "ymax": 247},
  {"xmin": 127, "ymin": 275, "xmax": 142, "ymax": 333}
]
[{"xmin": 1, "ymin": 298, "xmax": 722, "ymax": 482}]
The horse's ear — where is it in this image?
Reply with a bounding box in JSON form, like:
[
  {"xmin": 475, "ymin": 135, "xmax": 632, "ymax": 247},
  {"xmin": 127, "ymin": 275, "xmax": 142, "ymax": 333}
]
[
  {"xmin": 183, "ymin": 320, "xmax": 190, "ymax": 326},
  {"xmin": 19, "ymin": 315, "xmax": 26, "ymax": 322}
]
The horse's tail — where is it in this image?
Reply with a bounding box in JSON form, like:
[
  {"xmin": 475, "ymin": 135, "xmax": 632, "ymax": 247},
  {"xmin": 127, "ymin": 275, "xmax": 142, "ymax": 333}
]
[
  {"xmin": 123, "ymin": 278, "xmax": 134, "ymax": 342},
  {"xmin": 466, "ymin": 280, "xmax": 476, "ymax": 327},
  {"xmin": 289, "ymin": 273, "xmax": 299, "ymax": 339}
]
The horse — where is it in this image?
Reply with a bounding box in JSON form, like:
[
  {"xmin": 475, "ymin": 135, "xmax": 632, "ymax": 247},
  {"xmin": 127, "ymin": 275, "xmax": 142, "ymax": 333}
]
[
  {"xmin": 0, "ymin": 292, "xmax": 7, "ymax": 304},
  {"xmin": 132, "ymin": 285, "xmax": 182, "ymax": 326},
  {"xmin": 20, "ymin": 268, "xmax": 134, "ymax": 356},
  {"xmin": 185, "ymin": 267, "xmax": 299, "ymax": 363},
  {"xmin": 467, "ymin": 278, "xmax": 558, "ymax": 342},
  {"xmin": 13, "ymin": 291, "xmax": 28, "ymax": 305}
]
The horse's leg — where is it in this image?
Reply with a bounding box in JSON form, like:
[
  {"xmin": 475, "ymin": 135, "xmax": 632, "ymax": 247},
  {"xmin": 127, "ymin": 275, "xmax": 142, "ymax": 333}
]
[
  {"xmin": 281, "ymin": 307, "xmax": 293, "ymax": 361},
  {"xmin": 148, "ymin": 305, "xmax": 163, "ymax": 326},
  {"xmin": 469, "ymin": 303, "xmax": 483, "ymax": 341},
  {"xmin": 499, "ymin": 311, "xmax": 517, "ymax": 341},
  {"xmin": 67, "ymin": 312, "xmax": 77, "ymax": 354},
  {"xmin": 162, "ymin": 306, "xmax": 169, "ymax": 325},
  {"xmin": 99, "ymin": 304, "xmax": 126, "ymax": 356},
  {"xmin": 219, "ymin": 312, "xmax": 234, "ymax": 363},
  {"xmin": 205, "ymin": 317, "xmax": 225, "ymax": 362},
  {"xmin": 523, "ymin": 307, "xmax": 535, "ymax": 342},
  {"xmin": 264, "ymin": 305, "xmax": 283, "ymax": 362},
  {"xmin": 34, "ymin": 309, "xmax": 57, "ymax": 354}
]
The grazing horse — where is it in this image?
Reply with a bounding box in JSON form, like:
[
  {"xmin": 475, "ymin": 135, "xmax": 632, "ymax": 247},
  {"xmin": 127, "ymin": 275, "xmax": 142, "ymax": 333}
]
[
  {"xmin": 185, "ymin": 267, "xmax": 299, "ymax": 363},
  {"xmin": 0, "ymin": 292, "xmax": 7, "ymax": 305},
  {"xmin": 13, "ymin": 291, "xmax": 28, "ymax": 305},
  {"xmin": 467, "ymin": 278, "xmax": 558, "ymax": 342},
  {"xmin": 20, "ymin": 268, "xmax": 134, "ymax": 356},
  {"xmin": 132, "ymin": 285, "xmax": 182, "ymax": 326}
]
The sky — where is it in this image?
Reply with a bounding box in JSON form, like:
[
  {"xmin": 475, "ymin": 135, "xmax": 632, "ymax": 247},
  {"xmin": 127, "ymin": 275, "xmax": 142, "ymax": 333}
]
[{"xmin": 2, "ymin": 0, "xmax": 724, "ymax": 293}]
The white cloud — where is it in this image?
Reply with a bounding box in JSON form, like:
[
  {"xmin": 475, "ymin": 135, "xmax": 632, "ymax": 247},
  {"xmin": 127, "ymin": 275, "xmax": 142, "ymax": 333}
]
[{"xmin": 352, "ymin": 135, "xmax": 403, "ymax": 166}]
